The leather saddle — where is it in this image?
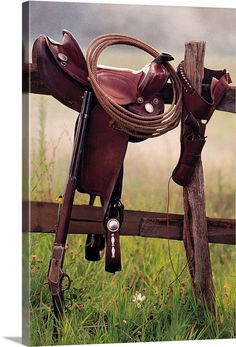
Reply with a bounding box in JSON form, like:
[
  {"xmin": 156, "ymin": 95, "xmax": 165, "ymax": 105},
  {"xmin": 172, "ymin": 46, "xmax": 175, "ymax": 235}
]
[
  {"xmin": 32, "ymin": 30, "xmax": 173, "ymax": 210},
  {"xmin": 32, "ymin": 30, "xmax": 230, "ymax": 273},
  {"xmin": 32, "ymin": 30, "xmax": 170, "ymax": 114},
  {"xmin": 32, "ymin": 30, "xmax": 173, "ymax": 273}
]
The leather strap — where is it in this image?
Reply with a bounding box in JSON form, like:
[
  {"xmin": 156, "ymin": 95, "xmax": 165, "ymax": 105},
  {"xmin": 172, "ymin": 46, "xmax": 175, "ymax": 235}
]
[
  {"xmin": 177, "ymin": 61, "xmax": 229, "ymax": 121},
  {"xmin": 104, "ymin": 168, "xmax": 124, "ymax": 273},
  {"xmin": 85, "ymin": 195, "xmax": 105, "ymax": 262}
]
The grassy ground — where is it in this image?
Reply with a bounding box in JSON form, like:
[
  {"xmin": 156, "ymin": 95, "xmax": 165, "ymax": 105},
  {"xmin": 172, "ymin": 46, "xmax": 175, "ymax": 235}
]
[
  {"xmin": 29, "ymin": 234, "xmax": 235, "ymax": 345},
  {"xmin": 26, "ymin": 53, "xmax": 236, "ymax": 345}
]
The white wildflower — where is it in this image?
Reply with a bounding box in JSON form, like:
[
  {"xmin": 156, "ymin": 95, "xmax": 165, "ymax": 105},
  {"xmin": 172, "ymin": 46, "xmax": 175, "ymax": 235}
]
[{"xmin": 132, "ymin": 291, "xmax": 146, "ymax": 308}]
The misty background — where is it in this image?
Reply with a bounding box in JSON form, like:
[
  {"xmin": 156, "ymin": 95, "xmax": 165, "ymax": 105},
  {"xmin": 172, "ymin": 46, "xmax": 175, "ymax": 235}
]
[{"xmin": 25, "ymin": 2, "xmax": 236, "ymax": 56}]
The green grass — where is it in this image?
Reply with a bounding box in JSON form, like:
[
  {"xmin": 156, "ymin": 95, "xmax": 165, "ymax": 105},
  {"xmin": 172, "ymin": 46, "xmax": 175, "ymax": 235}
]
[
  {"xmin": 28, "ymin": 234, "xmax": 236, "ymax": 345},
  {"xmin": 26, "ymin": 53, "xmax": 236, "ymax": 345}
]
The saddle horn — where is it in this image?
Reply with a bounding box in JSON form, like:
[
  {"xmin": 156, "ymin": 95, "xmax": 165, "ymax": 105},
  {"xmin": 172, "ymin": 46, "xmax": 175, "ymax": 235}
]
[{"xmin": 154, "ymin": 52, "xmax": 174, "ymax": 64}]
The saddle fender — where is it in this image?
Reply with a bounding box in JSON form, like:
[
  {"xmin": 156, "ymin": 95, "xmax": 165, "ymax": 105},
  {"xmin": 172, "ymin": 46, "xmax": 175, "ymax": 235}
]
[{"xmin": 76, "ymin": 104, "xmax": 129, "ymax": 214}]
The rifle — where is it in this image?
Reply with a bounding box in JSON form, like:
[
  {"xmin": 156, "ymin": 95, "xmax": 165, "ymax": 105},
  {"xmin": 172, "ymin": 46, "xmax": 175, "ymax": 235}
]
[{"xmin": 47, "ymin": 90, "xmax": 93, "ymax": 324}]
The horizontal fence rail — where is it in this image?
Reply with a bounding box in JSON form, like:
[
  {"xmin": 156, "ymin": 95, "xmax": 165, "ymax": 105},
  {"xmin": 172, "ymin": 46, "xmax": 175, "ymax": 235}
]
[
  {"xmin": 23, "ymin": 201, "xmax": 236, "ymax": 245},
  {"xmin": 23, "ymin": 63, "xmax": 236, "ymax": 113}
]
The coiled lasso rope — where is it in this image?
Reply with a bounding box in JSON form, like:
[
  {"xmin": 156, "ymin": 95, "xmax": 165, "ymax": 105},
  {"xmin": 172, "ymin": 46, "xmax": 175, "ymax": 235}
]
[{"xmin": 86, "ymin": 33, "xmax": 183, "ymax": 139}]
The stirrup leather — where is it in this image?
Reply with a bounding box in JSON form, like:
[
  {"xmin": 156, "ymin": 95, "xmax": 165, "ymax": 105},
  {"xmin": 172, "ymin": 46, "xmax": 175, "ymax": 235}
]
[{"xmin": 105, "ymin": 199, "xmax": 124, "ymax": 273}]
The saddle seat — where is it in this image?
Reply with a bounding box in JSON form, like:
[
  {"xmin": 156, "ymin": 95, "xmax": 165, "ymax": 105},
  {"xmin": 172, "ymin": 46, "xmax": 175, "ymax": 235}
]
[
  {"xmin": 34, "ymin": 30, "xmax": 172, "ymax": 117},
  {"xmin": 97, "ymin": 59, "xmax": 170, "ymax": 106},
  {"xmin": 96, "ymin": 65, "xmax": 144, "ymax": 105}
]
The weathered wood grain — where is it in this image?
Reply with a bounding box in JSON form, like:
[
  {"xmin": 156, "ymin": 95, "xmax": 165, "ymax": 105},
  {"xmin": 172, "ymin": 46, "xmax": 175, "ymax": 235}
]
[
  {"xmin": 182, "ymin": 41, "xmax": 215, "ymax": 313},
  {"xmin": 23, "ymin": 201, "xmax": 236, "ymax": 245},
  {"xmin": 22, "ymin": 63, "xmax": 236, "ymax": 113}
]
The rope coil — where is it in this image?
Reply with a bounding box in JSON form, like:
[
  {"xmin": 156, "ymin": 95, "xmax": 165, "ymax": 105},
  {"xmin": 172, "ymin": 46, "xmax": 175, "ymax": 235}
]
[{"xmin": 86, "ymin": 33, "xmax": 183, "ymax": 139}]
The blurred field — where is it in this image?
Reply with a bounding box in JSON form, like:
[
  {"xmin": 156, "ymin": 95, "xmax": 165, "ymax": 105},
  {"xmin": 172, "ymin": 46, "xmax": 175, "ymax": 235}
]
[
  {"xmin": 26, "ymin": 52, "xmax": 236, "ymax": 345},
  {"xmin": 29, "ymin": 97, "xmax": 236, "ymax": 218}
]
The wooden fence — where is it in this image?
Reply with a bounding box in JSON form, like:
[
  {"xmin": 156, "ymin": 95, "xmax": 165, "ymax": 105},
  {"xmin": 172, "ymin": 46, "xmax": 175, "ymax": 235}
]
[
  {"xmin": 23, "ymin": 41, "xmax": 236, "ymax": 313},
  {"xmin": 22, "ymin": 61, "xmax": 236, "ymax": 246},
  {"xmin": 23, "ymin": 63, "xmax": 236, "ymax": 113},
  {"xmin": 24, "ymin": 201, "xmax": 235, "ymax": 245}
]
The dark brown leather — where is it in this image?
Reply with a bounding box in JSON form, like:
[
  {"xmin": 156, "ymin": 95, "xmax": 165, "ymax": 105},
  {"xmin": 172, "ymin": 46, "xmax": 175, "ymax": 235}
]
[
  {"xmin": 97, "ymin": 59, "xmax": 169, "ymax": 116},
  {"xmin": 104, "ymin": 170, "xmax": 124, "ymax": 273},
  {"xmin": 172, "ymin": 61, "xmax": 230, "ymax": 186},
  {"xmin": 172, "ymin": 120, "xmax": 206, "ymax": 186},
  {"xmin": 33, "ymin": 30, "xmax": 231, "ymax": 273},
  {"xmin": 33, "ymin": 31, "xmax": 170, "ymax": 118},
  {"xmin": 76, "ymin": 104, "xmax": 129, "ymax": 213},
  {"xmin": 33, "ymin": 30, "xmax": 172, "ymax": 274},
  {"xmin": 97, "ymin": 66, "xmax": 143, "ymax": 105},
  {"xmin": 46, "ymin": 30, "xmax": 89, "ymax": 86},
  {"xmin": 32, "ymin": 31, "xmax": 89, "ymax": 113},
  {"xmin": 33, "ymin": 30, "xmax": 171, "ymax": 211},
  {"xmin": 85, "ymin": 233, "xmax": 105, "ymax": 261}
]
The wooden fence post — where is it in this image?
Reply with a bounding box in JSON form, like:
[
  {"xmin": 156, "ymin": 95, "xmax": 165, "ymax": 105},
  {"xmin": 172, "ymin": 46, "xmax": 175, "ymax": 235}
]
[{"xmin": 182, "ymin": 41, "xmax": 215, "ymax": 314}]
